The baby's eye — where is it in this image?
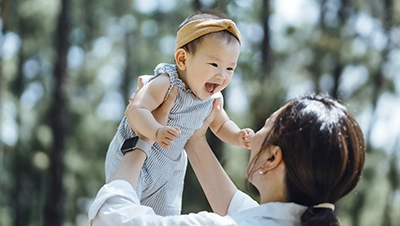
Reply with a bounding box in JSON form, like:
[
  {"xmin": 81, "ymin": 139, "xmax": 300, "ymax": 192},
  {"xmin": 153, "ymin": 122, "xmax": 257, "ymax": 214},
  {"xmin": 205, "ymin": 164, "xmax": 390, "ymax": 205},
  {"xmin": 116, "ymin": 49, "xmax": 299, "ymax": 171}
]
[
  {"xmin": 227, "ymin": 67, "xmax": 234, "ymax": 71},
  {"xmin": 209, "ymin": 63, "xmax": 218, "ymax": 67}
]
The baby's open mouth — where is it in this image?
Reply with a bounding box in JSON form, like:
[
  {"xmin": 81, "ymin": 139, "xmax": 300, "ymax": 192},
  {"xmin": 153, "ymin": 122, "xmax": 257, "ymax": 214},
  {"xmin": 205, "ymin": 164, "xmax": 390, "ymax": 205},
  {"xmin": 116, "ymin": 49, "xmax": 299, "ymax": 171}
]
[{"xmin": 205, "ymin": 83, "xmax": 219, "ymax": 94}]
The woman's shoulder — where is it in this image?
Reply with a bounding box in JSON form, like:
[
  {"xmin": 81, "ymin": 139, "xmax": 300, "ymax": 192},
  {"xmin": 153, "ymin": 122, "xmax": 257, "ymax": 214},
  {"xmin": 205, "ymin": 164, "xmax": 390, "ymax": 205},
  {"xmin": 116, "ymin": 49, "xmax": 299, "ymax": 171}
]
[
  {"xmin": 229, "ymin": 193, "xmax": 307, "ymax": 226},
  {"xmin": 227, "ymin": 190, "xmax": 259, "ymax": 214}
]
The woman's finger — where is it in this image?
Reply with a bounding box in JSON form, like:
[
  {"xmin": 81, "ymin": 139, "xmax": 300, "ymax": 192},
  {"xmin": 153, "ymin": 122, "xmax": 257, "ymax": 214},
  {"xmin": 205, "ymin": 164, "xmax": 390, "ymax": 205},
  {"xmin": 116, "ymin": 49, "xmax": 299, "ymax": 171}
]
[
  {"xmin": 153, "ymin": 85, "xmax": 178, "ymax": 126},
  {"xmin": 191, "ymin": 97, "xmax": 222, "ymax": 138},
  {"xmin": 130, "ymin": 75, "xmax": 154, "ymax": 101},
  {"xmin": 160, "ymin": 86, "xmax": 178, "ymax": 114},
  {"xmin": 204, "ymin": 97, "xmax": 222, "ymax": 126}
]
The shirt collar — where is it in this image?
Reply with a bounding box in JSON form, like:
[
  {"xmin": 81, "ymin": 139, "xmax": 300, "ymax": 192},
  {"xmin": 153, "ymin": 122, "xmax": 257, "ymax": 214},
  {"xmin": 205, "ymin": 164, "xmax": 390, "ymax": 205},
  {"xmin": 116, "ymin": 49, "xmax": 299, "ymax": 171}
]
[{"xmin": 234, "ymin": 202, "xmax": 307, "ymax": 223}]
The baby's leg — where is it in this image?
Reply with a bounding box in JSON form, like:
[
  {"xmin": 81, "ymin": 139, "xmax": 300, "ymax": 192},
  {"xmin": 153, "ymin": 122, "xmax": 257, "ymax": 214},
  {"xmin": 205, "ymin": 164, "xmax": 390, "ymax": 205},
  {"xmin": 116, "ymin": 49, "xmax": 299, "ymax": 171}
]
[
  {"xmin": 140, "ymin": 152, "xmax": 187, "ymax": 216},
  {"xmin": 140, "ymin": 180, "xmax": 184, "ymax": 216}
]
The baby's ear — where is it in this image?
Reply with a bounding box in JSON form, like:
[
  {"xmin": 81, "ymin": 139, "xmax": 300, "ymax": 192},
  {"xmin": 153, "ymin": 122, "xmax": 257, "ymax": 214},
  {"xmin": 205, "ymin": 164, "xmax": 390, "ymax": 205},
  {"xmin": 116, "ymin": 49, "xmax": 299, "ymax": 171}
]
[{"xmin": 175, "ymin": 49, "xmax": 187, "ymax": 70}]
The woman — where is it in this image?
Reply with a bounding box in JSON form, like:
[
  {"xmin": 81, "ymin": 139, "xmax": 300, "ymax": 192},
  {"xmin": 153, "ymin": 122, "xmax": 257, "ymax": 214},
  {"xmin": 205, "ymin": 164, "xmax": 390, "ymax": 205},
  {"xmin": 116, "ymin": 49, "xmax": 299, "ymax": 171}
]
[{"xmin": 88, "ymin": 79, "xmax": 365, "ymax": 225}]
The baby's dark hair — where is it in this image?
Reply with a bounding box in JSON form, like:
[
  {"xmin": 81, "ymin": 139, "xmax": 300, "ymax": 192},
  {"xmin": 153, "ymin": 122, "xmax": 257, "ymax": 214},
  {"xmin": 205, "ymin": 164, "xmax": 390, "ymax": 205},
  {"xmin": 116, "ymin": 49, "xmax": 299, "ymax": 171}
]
[{"xmin": 177, "ymin": 10, "xmax": 239, "ymax": 54}]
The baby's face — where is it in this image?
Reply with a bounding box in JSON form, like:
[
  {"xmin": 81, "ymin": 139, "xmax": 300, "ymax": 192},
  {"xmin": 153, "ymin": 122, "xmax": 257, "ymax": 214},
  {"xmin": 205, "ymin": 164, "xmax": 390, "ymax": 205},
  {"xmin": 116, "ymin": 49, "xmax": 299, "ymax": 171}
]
[{"xmin": 184, "ymin": 35, "xmax": 241, "ymax": 100}]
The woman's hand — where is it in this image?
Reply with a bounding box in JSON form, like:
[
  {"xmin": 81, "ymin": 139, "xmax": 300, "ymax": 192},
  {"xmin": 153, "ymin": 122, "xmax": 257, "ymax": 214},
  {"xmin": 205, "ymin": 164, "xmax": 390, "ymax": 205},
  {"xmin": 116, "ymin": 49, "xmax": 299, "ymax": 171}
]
[
  {"xmin": 151, "ymin": 85, "xmax": 178, "ymax": 127},
  {"xmin": 188, "ymin": 97, "xmax": 222, "ymax": 141}
]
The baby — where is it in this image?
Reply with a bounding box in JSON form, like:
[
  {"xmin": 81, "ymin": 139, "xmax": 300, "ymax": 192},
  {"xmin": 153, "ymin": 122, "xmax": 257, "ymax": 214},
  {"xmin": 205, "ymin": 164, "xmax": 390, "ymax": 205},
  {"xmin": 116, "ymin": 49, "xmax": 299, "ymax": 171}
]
[{"xmin": 105, "ymin": 10, "xmax": 254, "ymax": 216}]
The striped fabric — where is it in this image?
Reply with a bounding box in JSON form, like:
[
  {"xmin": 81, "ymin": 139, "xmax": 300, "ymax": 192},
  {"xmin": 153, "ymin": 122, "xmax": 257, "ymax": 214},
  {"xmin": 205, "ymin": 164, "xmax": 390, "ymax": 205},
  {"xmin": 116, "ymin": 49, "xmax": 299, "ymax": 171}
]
[{"xmin": 104, "ymin": 63, "xmax": 217, "ymax": 216}]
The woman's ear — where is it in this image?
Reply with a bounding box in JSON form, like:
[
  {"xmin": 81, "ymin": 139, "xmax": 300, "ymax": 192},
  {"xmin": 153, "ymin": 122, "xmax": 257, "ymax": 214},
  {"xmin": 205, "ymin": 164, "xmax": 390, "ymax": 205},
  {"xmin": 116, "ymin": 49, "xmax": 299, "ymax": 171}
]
[
  {"xmin": 175, "ymin": 49, "xmax": 187, "ymax": 70},
  {"xmin": 262, "ymin": 146, "xmax": 283, "ymax": 172}
]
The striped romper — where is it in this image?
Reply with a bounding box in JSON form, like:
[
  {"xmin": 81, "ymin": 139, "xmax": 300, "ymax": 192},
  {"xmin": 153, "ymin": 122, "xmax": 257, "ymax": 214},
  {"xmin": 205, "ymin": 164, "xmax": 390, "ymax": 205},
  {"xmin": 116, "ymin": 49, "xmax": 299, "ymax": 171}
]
[{"xmin": 105, "ymin": 63, "xmax": 217, "ymax": 216}]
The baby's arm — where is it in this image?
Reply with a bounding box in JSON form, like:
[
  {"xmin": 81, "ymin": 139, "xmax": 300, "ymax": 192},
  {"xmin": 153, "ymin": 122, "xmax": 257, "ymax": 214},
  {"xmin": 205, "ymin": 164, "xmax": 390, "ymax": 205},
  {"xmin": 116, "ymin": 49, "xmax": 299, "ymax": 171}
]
[
  {"xmin": 209, "ymin": 98, "xmax": 254, "ymax": 149},
  {"xmin": 125, "ymin": 75, "xmax": 180, "ymax": 149}
]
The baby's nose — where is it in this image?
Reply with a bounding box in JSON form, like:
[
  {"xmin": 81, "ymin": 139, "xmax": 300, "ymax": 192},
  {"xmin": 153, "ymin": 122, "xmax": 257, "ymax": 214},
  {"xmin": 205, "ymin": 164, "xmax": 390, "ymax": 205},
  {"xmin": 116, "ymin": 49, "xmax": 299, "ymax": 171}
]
[{"xmin": 215, "ymin": 72, "xmax": 226, "ymax": 80}]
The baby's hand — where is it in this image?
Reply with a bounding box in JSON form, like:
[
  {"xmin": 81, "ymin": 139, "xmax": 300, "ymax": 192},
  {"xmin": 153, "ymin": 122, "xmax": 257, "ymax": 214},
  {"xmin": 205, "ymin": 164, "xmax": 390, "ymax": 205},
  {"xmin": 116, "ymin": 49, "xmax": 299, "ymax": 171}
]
[
  {"xmin": 156, "ymin": 126, "xmax": 181, "ymax": 149},
  {"xmin": 238, "ymin": 128, "xmax": 254, "ymax": 149}
]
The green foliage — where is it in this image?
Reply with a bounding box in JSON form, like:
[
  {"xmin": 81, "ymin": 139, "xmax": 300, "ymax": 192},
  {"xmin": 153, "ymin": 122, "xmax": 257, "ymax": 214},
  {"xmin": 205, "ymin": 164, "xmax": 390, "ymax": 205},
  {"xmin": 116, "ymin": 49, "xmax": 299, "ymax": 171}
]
[{"xmin": 1, "ymin": 0, "xmax": 399, "ymax": 225}]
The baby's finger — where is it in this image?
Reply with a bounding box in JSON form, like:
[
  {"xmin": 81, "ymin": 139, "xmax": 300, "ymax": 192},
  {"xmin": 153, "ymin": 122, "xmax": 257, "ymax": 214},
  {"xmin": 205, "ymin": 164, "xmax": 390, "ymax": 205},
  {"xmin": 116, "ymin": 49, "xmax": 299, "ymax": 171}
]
[
  {"xmin": 160, "ymin": 142, "xmax": 170, "ymax": 149},
  {"xmin": 245, "ymin": 135, "xmax": 253, "ymax": 142},
  {"xmin": 244, "ymin": 129, "xmax": 254, "ymax": 139},
  {"xmin": 163, "ymin": 133, "xmax": 177, "ymax": 142},
  {"xmin": 163, "ymin": 127, "xmax": 180, "ymax": 140},
  {"xmin": 172, "ymin": 126, "xmax": 181, "ymax": 134}
]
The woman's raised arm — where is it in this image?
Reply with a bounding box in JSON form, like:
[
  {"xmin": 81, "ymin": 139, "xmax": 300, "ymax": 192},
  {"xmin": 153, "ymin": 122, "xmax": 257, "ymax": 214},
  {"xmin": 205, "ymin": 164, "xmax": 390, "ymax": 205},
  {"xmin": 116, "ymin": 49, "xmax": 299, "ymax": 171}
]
[{"xmin": 184, "ymin": 98, "xmax": 238, "ymax": 216}]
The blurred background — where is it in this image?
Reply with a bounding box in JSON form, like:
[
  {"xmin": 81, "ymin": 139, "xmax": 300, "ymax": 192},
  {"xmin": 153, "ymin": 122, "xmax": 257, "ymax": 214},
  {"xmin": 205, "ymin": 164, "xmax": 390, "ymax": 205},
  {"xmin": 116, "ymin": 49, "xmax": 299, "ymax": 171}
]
[{"xmin": 1, "ymin": 0, "xmax": 400, "ymax": 225}]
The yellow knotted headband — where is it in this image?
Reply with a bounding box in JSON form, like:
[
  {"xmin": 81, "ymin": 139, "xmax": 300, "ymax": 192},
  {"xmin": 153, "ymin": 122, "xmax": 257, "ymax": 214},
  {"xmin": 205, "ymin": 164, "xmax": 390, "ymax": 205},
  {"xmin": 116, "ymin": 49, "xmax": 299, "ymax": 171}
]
[{"xmin": 175, "ymin": 19, "xmax": 242, "ymax": 52}]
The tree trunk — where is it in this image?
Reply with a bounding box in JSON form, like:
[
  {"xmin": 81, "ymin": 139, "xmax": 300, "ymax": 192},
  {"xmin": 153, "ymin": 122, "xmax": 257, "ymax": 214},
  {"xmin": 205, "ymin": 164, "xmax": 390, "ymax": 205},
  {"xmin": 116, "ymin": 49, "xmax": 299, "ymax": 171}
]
[
  {"xmin": 251, "ymin": 0, "xmax": 274, "ymax": 131},
  {"xmin": 10, "ymin": 0, "xmax": 28, "ymax": 224},
  {"xmin": 353, "ymin": 0, "xmax": 393, "ymax": 225},
  {"xmin": 331, "ymin": 0, "xmax": 351, "ymax": 98},
  {"xmin": 373, "ymin": 0, "xmax": 396, "ymax": 225},
  {"xmin": 261, "ymin": 0, "xmax": 271, "ymax": 77},
  {"xmin": 383, "ymin": 139, "xmax": 399, "ymax": 226},
  {"xmin": 122, "ymin": 32, "xmax": 134, "ymax": 99},
  {"xmin": 365, "ymin": 0, "xmax": 392, "ymax": 144},
  {"xmin": 0, "ymin": 0, "xmax": 8, "ymax": 217},
  {"xmin": 331, "ymin": 63, "xmax": 342, "ymax": 98},
  {"xmin": 12, "ymin": 42, "xmax": 26, "ymax": 226},
  {"xmin": 43, "ymin": 0, "xmax": 71, "ymax": 225}
]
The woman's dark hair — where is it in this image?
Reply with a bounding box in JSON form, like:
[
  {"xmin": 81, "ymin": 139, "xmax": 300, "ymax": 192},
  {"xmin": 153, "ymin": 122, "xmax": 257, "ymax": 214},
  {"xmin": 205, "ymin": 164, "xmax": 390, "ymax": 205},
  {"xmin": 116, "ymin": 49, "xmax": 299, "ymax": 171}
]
[
  {"xmin": 176, "ymin": 10, "xmax": 239, "ymax": 54},
  {"xmin": 248, "ymin": 94, "xmax": 365, "ymax": 226}
]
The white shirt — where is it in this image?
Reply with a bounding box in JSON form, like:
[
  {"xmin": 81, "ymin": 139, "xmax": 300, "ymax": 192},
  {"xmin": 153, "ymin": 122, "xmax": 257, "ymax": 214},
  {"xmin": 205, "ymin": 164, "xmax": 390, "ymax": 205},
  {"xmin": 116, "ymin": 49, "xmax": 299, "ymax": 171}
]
[{"xmin": 88, "ymin": 180, "xmax": 307, "ymax": 226}]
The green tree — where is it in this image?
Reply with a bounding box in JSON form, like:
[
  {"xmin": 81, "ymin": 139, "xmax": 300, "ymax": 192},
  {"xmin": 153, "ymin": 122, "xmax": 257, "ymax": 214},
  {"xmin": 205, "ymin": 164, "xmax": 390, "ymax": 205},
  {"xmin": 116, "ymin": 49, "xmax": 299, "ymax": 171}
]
[
  {"xmin": 43, "ymin": 0, "xmax": 71, "ymax": 225},
  {"xmin": 0, "ymin": 1, "xmax": 399, "ymax": 225}
]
